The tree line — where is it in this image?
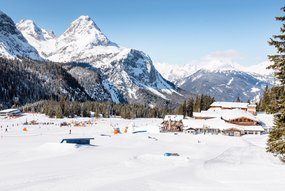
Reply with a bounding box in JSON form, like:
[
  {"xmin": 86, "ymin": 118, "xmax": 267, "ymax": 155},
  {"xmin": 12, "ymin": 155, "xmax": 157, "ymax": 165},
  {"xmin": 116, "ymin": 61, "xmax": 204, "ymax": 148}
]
[
  {"xmin": 22, "ymin": 99, "xmax": 173, "ymax": 119},
  {"xmin": 175, "ymin": 95, "xmax": 215, "ymax": 117},
  {"xmin": 21, "ymin": 94, "xmax": 215, "ymax": 120}
]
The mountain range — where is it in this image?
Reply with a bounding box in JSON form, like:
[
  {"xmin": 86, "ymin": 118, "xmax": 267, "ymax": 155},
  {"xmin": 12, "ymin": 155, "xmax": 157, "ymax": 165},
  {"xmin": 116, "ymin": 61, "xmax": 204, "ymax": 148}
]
[
  {"xmin": 155, "ymin": 59, "xmax": 274, "ymax": 102},
  {"xmin": 0, "ymin": 10, "xmax": 274, "ymax": 108},
  {"xmin": 0, "ymin": 11, "xmax": 185, "ymax": 108}
]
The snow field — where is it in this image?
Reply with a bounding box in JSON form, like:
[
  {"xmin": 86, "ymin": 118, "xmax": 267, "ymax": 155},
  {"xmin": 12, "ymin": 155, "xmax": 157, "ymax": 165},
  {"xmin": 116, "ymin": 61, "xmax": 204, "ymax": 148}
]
[{"xmin": 0, "ymin": 113, "xmax": 284, "ymax": 191}]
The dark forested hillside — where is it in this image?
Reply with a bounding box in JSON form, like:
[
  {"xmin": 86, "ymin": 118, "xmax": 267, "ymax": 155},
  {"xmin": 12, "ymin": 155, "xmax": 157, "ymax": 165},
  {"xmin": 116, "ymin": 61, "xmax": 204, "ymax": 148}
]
[
  {"xmin": 61, "ymin": 62, "xmax": 113, "ymax": 102},
  {"xmin": 0, "ymin": 57, "xmax": 90, "ymax": 108}
]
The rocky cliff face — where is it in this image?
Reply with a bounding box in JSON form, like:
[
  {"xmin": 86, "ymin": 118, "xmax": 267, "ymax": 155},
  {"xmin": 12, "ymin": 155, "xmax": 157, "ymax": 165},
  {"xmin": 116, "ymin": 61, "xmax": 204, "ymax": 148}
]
[{"xmin": 0, "ymin": 11, "xmax": 42, "ymax": 60}]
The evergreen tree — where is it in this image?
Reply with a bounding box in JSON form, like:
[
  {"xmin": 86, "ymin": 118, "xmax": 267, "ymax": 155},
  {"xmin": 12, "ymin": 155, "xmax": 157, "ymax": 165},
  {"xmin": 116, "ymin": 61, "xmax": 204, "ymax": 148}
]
[
  {"xmin": 186, "ymin": 97, "xmax": 194, "ymax": 117},
  {"xmin": 176, "ymin": 100, "xmax": 187, "ymax": 117},
  {"xmin": 235, "ymin": 97, "xmax": 241, "ymax": 102},
  {"xmin": 261, "ymin": 85, "xmax": 271, "ymax": 112},
  {"xmin": 267, "ymin": 6, "xmax": 285, "ymax": 161},
  {"xmin": 194, "ymin": 95, "xmax": 201, "ymax": 112},
  {"xmin": 55, "ymin": 104, "xmax": 63, "ymax": 118}
]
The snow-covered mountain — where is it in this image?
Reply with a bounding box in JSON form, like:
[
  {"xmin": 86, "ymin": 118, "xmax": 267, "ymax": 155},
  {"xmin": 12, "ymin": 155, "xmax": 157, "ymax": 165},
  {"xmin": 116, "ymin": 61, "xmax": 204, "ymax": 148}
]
[
  {"xmin": 16, "ymin": 15, "xmax": 184, "ymax": 106},
  {"xmin": 0, "ymin": 11, "xmax": 42, "ymax": 60},
  {"xmin": 16, "ymin": 19, "xmax": 56, "ymax": 58},
  {"xmin": 242, "ymin": 61, "xmax": 275, "ymax": 85},
  {"xmin": 155, "ymin": 61, "xmax": 274, "ymax": 102},
  {"xmin": 179, "ymin": 69, "xmax": 269, "ymax": 102},
  {"xmin": 155, "ymin": 61, "xmax": 274, "ymax": 85}
]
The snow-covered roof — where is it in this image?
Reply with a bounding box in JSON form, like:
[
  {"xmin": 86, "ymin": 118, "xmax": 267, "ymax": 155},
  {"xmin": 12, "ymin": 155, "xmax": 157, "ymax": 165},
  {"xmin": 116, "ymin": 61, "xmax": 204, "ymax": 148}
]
[
  {"xmin": 182, "ymin": 119, "xmax": 205, "ymax": 129},
  {"xmin": 221, "ymin": 109, "xmax": 259, "ymax": 122},
  {"xmin": 204, "ymin": 118, "xmax": 230, "ymax": 131},
  {"xmin": 0, "ymin": 109, "xmax": 21, "ymax": 114},
  {"xmin": 210, "ymin": 102, "xmax": 249, "ymax": 109},
  {"xmin": 205, "ymin": 117, "xmax": 263, "ymax": 131},
  {"xmin": 193, "ymin": 111, "xmax": 219, "ymax": 118},
  {"xmin": 164, "ymin": 115, "xmax": 184, "ymax": 121},
  {"xmin": 194, "ymin": 109, "xmax": 259, "ymax": 122},
  {"xmin": 256, "ymin": 112, "xmax": 274, "ymax": 129},
  {"xmin": 242, "ymin": 126, "xmax": 264, "ymax": 131},
  {"xmin": 182, "ymin": 117, "xmax": 264, "ymax": 132}
]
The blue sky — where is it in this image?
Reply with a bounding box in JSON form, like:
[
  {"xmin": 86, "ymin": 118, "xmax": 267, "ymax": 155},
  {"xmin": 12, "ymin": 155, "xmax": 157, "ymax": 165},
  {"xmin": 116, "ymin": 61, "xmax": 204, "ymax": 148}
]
[{"xmin": 0, "ymin": 0, "xmax": 283, "ymax": 66}]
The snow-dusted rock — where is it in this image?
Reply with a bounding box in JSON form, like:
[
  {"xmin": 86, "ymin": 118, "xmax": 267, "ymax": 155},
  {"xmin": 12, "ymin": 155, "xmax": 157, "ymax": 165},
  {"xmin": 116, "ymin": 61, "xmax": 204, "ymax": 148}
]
[
  {"xmin": 0, "ymin": 11, "xmax": 42, "ymax": 60},
  {"xmin": 16, "ymin": 19, "xmax": 56, "ymax": 58}
]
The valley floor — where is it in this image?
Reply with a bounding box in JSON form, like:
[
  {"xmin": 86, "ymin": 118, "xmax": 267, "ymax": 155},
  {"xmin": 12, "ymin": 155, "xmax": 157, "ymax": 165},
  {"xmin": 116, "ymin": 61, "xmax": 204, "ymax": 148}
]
[{"xmin": 0, "ymin": 114, "xmax": 284, "ymax": 191}]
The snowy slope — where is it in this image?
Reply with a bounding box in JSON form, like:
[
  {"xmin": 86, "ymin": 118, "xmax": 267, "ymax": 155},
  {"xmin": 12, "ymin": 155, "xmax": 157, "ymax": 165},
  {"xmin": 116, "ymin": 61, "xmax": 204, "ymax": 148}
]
[
  {"xmin": 17, "ymin": 15, "xmax": 184, "ymax": 106},
  {"xmin": 0, "ymin": 113, "xmax": 284, "ymax": 191},
  {"xmin": 0, "ymin": 11, "xmax": 42, "ymax": 60}
]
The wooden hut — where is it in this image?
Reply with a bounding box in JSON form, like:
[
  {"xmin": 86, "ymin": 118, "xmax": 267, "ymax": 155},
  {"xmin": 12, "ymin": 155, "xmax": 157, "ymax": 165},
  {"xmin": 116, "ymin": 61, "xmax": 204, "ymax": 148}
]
[
  {"xmin": 161, "ymin": 115, "xmax": 184, "ymax": 132},
  {"xmin": 223, "ymin": 128, "xmax": 242, "ymax": 137}
]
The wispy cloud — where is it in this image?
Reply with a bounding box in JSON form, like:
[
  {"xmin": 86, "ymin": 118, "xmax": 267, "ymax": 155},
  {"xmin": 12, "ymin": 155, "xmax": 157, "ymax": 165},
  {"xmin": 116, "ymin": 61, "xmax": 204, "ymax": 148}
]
[
  {"xmin": 204, "ymin": 49, "xmax": 239, "ymax": 63},
  {"xmin": 190, "ymin": 49, "xmax": 241, "ymax": 67}
]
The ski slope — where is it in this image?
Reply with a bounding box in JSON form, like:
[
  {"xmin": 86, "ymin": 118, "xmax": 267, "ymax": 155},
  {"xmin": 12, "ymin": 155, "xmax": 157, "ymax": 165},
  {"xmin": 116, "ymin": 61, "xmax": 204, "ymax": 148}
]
[{"xmin": 0, "ymin": 113, "xmax": 284, "ymax": 191}]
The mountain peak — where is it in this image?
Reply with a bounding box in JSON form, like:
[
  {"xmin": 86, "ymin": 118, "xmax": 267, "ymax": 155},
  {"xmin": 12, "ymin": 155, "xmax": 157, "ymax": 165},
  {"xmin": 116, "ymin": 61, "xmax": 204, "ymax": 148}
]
[
  {"xmin": 16, "ymin": 19, "xmax": 56, "ymax": 41},
  {"xmin": 61, "ymin": 15, "xmax": 115, "ymax": 47},
  {"xmin": 17, "ymin": 19, "xmax": 43, "ymax": 40},
  {"xmin": 0, "ymin": 10, "xmax": 42, "ymax": 60},
  {"xmin": 18, "ymin": 19, "xmax": 35, "ymax": 25},
  {"xmin": 77, "ymin": 15, "xmax": 93, "ymax": 22},
  {"xmin": 66, "ymin": 15, "xmax": 102, "ymax": 35}
]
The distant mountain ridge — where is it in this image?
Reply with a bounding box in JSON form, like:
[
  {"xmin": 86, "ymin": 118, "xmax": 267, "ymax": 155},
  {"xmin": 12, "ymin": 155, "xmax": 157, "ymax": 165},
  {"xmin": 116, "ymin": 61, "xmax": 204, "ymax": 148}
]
[
  {"xmin": 155, "ymin": 61, "xmax": 274, "ymax": 102},
  {"xmin": 155, "ymin": 61, "xmax": 274, "ymax": 85}
]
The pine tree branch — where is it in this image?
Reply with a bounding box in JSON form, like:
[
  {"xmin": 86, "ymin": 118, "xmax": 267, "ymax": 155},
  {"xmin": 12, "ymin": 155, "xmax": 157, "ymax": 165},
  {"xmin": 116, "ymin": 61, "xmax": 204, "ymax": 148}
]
[
  {"xmin": 276, "ymin": 16, "xmax": 285, "ymax": 21},
  {"xmin": 273, "ymin": 35, "xmax": 285, "ymax": 40}
]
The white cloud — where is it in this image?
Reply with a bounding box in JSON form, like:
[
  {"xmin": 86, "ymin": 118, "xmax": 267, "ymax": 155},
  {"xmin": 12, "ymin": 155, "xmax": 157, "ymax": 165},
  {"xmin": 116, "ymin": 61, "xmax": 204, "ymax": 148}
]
[{"xmin": 204, "ymin": 49, "xmax": 239, "ymax": 62}]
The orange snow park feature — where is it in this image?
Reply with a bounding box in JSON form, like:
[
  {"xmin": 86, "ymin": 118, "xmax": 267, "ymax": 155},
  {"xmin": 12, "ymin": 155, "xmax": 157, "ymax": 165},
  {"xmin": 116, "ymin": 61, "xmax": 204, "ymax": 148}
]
[
  {"xmin": 22, "ymin": 127, "xmax": 28, "ymax": 132},
  {"xmin": 113, "ymin": 128, "xmax": 121, "ymax": 135}
]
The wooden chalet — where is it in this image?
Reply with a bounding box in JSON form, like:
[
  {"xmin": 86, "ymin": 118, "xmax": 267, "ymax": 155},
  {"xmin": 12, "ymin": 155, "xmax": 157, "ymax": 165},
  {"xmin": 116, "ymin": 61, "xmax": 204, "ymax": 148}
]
[
  {"xmin": 221, "ymin": 109, "xmax": 260, "ymax": 126},
  {"xmin": 223, "ymin": 128, "xmax": 242, "ymax": 136},
  {"xmin": 183, "ymin": 108, "xmax": 264, "ymax": 136},
  {"xmin": 161, "ymin": 115, "xmax": 184, "ymax": 132}
]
